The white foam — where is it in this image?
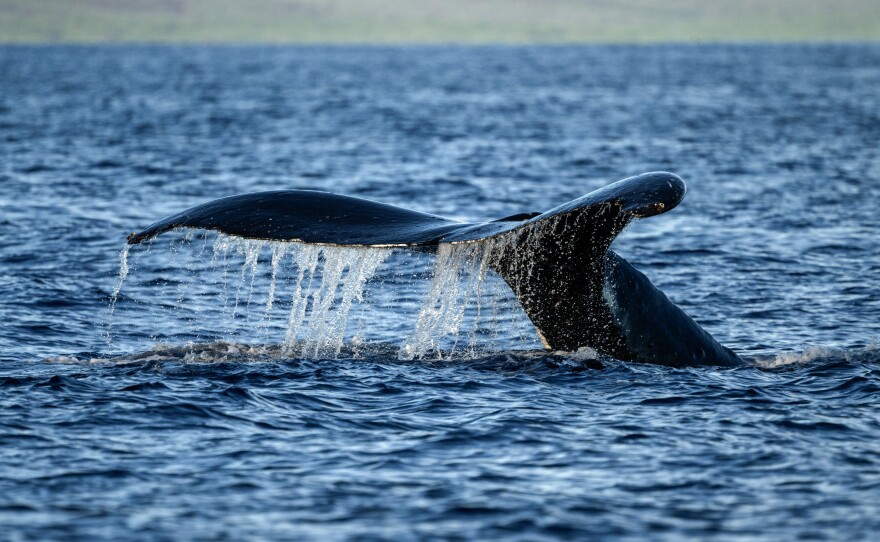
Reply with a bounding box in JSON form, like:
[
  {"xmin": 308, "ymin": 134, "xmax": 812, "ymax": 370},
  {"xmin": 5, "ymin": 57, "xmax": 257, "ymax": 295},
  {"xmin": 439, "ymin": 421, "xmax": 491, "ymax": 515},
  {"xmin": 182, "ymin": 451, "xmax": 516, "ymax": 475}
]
[{"xmin": 753, "ymin": 345, "xmax": 876, "ymax": 368}]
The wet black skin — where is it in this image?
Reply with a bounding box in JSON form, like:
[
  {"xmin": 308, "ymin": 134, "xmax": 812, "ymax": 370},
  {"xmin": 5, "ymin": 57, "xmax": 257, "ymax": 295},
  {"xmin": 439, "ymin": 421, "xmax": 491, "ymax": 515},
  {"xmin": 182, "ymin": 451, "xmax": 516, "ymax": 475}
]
[{"xmin": 129, "ymin": 172, "xmax": 743, "ymax": 367}]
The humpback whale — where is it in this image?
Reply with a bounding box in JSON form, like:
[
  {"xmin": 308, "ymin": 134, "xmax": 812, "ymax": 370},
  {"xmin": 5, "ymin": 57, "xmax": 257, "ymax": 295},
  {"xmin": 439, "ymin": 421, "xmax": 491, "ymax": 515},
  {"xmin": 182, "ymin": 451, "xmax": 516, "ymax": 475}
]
[{"xmin": 127, "ymin": 172, "xmax": 743, "ymax": 367}]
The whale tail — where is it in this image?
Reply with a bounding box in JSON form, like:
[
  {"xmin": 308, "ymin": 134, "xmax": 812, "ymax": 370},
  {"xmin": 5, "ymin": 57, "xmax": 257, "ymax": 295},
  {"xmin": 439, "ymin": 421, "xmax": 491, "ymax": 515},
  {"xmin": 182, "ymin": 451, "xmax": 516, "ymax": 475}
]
[
  {"xmin": 127, "ymin": 172, "xmax": 740, "ymax": 366},
  {"xmin": 128, "ymin": 172, "xmax": 684, "ymax": 248}
]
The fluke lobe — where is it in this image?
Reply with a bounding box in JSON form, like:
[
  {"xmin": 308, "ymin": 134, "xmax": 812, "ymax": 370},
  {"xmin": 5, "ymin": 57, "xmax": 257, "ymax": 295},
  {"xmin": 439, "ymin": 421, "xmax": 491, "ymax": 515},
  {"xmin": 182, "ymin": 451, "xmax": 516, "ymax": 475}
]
[{"xmin": 128, "ymin": 172, "xmax": 742, "ymax": 367}]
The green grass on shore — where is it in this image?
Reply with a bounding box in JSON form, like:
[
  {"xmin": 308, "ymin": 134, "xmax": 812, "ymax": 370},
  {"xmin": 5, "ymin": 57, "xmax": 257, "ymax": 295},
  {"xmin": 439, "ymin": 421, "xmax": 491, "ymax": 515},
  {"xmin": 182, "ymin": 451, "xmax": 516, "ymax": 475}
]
[{"xmin": 1, "ymin": 0, "xmax": 878, "ymax": 44}]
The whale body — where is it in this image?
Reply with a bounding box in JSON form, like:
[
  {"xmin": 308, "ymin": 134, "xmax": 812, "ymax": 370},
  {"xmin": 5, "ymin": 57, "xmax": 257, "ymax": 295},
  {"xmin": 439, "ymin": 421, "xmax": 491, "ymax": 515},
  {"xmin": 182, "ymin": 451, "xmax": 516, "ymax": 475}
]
[{"xmin": 128, "ymin": 172, "xmax": 742, "ymax": 367}]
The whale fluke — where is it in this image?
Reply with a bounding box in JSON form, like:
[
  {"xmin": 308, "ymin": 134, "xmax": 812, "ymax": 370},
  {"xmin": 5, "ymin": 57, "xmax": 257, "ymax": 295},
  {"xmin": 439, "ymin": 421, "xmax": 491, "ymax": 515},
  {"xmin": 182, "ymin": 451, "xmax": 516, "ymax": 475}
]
[
  {"xmin": 128, "ymin": 172, "xmax": 684, "ymax": 248},
  {"xmin": 127, "ymin": 172, "xmax": 742, "ymax": 367},
  {"xmin": 127, "ymin": 190, "xmax": 466, "ymax": 246}
]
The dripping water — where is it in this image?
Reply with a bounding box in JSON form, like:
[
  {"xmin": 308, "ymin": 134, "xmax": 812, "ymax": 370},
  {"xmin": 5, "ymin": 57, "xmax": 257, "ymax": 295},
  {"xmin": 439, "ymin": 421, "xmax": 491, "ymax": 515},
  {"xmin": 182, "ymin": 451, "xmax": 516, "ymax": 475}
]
[
  {"xmin": 110, "ymin": 229, "xmax": 540, "ymax": 359},
  {"xmin": 400, "ymin": 238, "xmax": 509, "ymax": 360},
  {"xmin": 108, "ymin": 244, "xmax": 130, "ymax": 314}
]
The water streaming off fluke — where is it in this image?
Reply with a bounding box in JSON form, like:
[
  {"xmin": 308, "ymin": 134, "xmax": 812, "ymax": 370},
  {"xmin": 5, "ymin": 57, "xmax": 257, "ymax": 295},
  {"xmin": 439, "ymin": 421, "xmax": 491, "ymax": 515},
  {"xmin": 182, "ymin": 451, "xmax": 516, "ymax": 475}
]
[{"xmin": 111, "ymin": 230, "xmax": 540, "ymax": 359}]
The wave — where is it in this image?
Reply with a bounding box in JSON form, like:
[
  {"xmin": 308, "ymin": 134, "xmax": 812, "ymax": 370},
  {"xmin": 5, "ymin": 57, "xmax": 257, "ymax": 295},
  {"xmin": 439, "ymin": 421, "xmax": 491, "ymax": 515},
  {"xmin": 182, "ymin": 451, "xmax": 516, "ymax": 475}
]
[
  {"xmin": 751, "ymin": 343, "xmax": 880, "ymax": 369},
  {"xmin": 42, "ymin": 341, "xmax": 880, "ymax": 372}
]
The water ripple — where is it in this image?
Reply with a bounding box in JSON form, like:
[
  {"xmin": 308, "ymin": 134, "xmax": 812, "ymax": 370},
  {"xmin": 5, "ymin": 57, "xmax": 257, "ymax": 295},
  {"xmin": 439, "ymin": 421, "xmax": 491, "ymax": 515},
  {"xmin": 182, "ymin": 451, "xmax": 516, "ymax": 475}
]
[{"xmin": 2, "ymin": 44, "xmax": 880, "ymax": 541}]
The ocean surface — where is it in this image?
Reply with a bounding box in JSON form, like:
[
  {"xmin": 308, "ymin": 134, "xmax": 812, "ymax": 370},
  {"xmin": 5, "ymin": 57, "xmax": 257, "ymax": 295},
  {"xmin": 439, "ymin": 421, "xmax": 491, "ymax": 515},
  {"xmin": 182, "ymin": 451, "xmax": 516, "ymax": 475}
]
[{"xmin": 1, "ymin": 44, "xmax": 879, "ymax": 540}]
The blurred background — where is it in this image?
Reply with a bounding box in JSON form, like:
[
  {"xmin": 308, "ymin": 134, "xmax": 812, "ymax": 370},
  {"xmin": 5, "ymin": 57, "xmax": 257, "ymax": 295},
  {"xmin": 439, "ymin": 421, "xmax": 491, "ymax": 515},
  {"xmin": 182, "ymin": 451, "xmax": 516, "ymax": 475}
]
[
  {"xmin": 1, "ymin": 0, "xmax": 878, "ymax": 43},
  {"xmin": 3, "ymin": 2, "xmax": 880, "ymax": 541}
]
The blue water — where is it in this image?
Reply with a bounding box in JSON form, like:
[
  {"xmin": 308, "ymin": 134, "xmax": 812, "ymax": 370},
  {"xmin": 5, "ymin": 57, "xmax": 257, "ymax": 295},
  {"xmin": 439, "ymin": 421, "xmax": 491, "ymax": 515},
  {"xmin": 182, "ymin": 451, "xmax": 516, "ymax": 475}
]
[{"xmin": 1, "ymin": 44, "xmax": 880, "ymax": 540}]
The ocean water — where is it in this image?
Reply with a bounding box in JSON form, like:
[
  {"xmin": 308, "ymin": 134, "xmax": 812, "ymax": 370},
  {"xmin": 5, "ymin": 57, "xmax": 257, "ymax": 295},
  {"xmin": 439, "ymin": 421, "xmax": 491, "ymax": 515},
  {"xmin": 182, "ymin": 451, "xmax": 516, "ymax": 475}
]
[{"xmin": 1, "ymin": 44, "xmax": 879, "ymax": 540}]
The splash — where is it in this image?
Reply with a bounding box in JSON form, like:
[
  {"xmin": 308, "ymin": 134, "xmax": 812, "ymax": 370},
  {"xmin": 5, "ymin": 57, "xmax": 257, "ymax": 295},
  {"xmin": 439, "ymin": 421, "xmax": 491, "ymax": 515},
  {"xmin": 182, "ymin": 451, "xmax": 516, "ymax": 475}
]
[
  {"xmin": 759, "ymin": 346, "xmax": 846, "ymax": 368},
  {"xmin": 755, "ymin": 343, "xmax": 880, "ymax": 368}
]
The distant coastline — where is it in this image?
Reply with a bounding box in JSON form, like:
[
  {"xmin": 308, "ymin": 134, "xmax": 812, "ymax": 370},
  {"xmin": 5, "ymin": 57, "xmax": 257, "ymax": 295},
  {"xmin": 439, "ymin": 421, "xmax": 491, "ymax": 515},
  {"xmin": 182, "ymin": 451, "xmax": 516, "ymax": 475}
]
[{"xmin": 1, "ymin": 0, "xmax": 878, "ymax": 44}]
